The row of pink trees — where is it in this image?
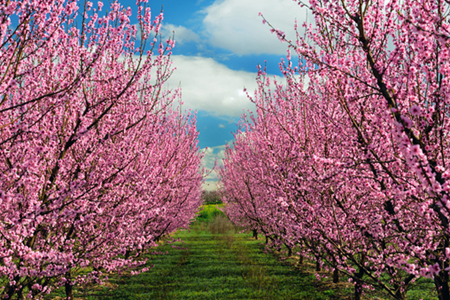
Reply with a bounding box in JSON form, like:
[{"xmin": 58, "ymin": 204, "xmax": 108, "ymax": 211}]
[
  {"xmin": 220, "ymin": 0, "xmax": 450, "ymax": 299},
  {"xmin": 0, "ymin": 0, "xmax": 203, "ymax": 299}
]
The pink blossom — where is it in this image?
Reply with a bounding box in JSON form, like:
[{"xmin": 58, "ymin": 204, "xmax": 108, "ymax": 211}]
[
  {"xmin": 410, "ymin": 105, "xmax": 421, "ymax": 116},
  {"xmin": 410, "ymin": 144, "xmax": 421, "ymax": 156}
]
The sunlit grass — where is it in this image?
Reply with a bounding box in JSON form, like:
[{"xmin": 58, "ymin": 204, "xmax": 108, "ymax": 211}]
[
  {"xmin": 195, "ymin": 204, "xmax": 226, "ymax": 223},
  {"xmin": 47, "ymin": 205, "xmax": 437, "ymax": 300}
]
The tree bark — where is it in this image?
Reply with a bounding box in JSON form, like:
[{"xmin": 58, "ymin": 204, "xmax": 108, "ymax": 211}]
[
  {"xmin": 297, "ymin": 255, "xmax": 304, "ymax": 268},
  {"xmin": 6, "ymin": 276, "xmax": 20, "ymax": 299},
  {"xmin": 315, "ymin": 259, "xmax": 321, "ymax": 272},
  {"xmin": 354, "ymin": 280, "xmax": 362, "ymax": 300},
  {"xmin": 434, "ymin": 270, "xmax": 450, "ymax": 300},
  {"xmin": 285, "ymin": 244, "xmax": 292, "ymax": 257},
  {"xmin": 65, "ymin": 270, "xmax": 73, "ymax": 300},
  {"xmin": 354, "ymin": 257, "xmax": 365, "ymax": 300},
  {"xmin": 333, "ymin": 268, "xmax": 339, "ymax": 283}
]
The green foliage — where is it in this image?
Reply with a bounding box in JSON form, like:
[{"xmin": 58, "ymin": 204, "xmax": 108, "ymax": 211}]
[{"xmin": 195, "ymin": 204, "xmax": 225, "ymax": 223}]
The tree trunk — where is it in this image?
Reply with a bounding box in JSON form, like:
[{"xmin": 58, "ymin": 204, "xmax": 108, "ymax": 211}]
[
  {"xmin": 395, "ymin": 290, "xmax": 407, "ymax": 300},
  {"xmin": 315, "ymin": 259, "xmax": 321, "ymax": 272},
  {"xmin": 354, "ymin": 255, "xmax": 365, "ymax": 300},
  {"xmin": 265, "ymin": 236, "xmax": 269, "ymax": 244},
  {"xmin": 17, "ymin": 288, "xmax": 24, "ymax": 300},
  {"xmin": 333, "ymin": 268, "xmax": 339, "ymax": 283},
  {"xmin": 6, "ymin": 276, "xmax": 20, "ymax": 299},
  {"xmin": 285, "ymin": 244, "xmax": 292, "ymax": 257},
  {"xmin": 6, "ymin": 286, "xmax": 15, "ymax": 299},
  {"xmin": 252, "ymin": 229, "xmax": 258, "ymax": 240},
  {"xmin": 65, "ymin": 270, "xmax": 73, "ymax": 300},
  {"xmin": 434, "ymin": 270, "xmax": 450, "ymax": 300},
  {"xmin": 354, "ymin": 280, "xmax": 362, "ymax": 300},
  {"xmin": 391, "ymin": 282, "xmax": 407, "ymax": 300},
  {"xmin": 297, "ymin": 255, "xmax": 304, "ymax": 267}
]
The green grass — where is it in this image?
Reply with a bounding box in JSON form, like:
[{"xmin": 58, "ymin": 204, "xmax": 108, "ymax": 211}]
[
  {"xmin": 47, "ymin": 205, "xmax": 438, "ymax": 300},
  {"xmin": 67, "ymin": 225, "xmax": 322, "ymax": 298},
  {"xmin": 195, "ymin": 204, "xmax": 226, "ymax": 223}
]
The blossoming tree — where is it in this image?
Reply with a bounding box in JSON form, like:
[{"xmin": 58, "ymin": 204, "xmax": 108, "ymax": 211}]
[
  {"xmin": 0, "ymin": 0, "xmax": 203, "ymax": 298},
  {"xmin": 221, "ymin": 0, "xmax": 450, "ymax": 299}
]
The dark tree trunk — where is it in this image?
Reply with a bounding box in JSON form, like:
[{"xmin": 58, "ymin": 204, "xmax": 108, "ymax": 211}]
[
  {"xmin": 354, "ymin": 255, "xmax": 365, "ymax": 300},
  {"xmin": 6, "ymin": 286, "xmax": 15, "ymax": 299},
  {"xmin": 434, "ymin": 270, "xmax": 450, "ymax": 300},
  {"xmin": 395, "ymin": 290, "xmax": 407, "ymax": 300},
  {"xmin": 252, "ymin": 229, "xmax": 258, "ymax": 240},
  {"xmin": 284, "ymin": 243, "xmax": 292, "ymax": 257},
  {"xmin": 6, "ymin": 276, "xmax": 20, "ymax": 299},
  {"xmin": 333, "ymin": 268, "xmax": 339, "ymax": 283},
  {"xmin": 354, "ymin": 280, "xmax": 362, "ymax": 300},
  {"xmin": 391, "ymin": 281, "xmax": 407, "ymax": 300},
  {"xmin": 316, "ymin": 259, "xmax": 321, "ymax": 272},
  {"xmin": 17, "ymin": 288, "xmax": 24, "ymax": 300},
  {"xmin": 65, "ymin": 270, "xmax": 73, "ymax": 300}
]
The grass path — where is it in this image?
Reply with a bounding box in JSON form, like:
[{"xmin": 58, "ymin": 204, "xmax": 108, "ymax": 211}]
[
  {"xmin": 50, "ymin": 206, "xmax": 437, "ymax": 300},
  {"xmin": 89, "ymin": 219, "xmax": 325, "ymax": 299}
]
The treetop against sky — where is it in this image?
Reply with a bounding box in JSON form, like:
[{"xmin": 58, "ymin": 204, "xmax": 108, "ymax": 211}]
[{"xmin": 115, "ymin": 0, "xmax": 309, "ymax": 190}]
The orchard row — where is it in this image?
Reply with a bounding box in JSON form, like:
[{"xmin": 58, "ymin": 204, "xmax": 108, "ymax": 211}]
[
  {"xmin": 220, "ymin": 1, "xmax": 450, "ymax": 300},
  {"xmin": 0, "ymin": 1, "xmax": 203, "ymax": 299}
]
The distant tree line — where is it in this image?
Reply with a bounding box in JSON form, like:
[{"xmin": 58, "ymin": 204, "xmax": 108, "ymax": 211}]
[{"xmin": 201, "ymin": 190, "xmax": 222, "ymax": 205}]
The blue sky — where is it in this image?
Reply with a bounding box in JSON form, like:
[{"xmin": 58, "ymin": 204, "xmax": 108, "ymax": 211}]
[{"xmin": 117, "ymin": 0, "xmax": 309, "ymax": 190}]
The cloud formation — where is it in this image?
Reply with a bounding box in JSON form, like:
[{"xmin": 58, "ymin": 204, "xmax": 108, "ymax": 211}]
[
  {"xmin": 201, "ymin": 145, "xmax": 226, "ymax": 191},
  {"xmin": 164, "ymin": 55, "xmax": 259, "ymax": 117},
  {"xmin": 160, "ymin": 23, "xmax": 200, "ymax": 44},
  {"xmin": 203, "ymin": 0, "xmax": 309, "ymax": 55}
]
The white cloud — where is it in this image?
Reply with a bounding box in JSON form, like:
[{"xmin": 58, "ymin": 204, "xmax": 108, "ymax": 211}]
[
  {"xmin": 203, "ymin": 0, "xmax": 310, "ymax": 55},
  {"xmin": 202, "ymin": 181, "xmax": 218, "ymax": 191},
  {"xmin": 164, "ymin": 55, "xmax": 259, "ymax": 117},
  {"xmin": 160, "ymin": 23, "xmax": 200, "ymax": 44},
  {"xmin": 218, "ymin": 124, "xmax": 226, "ymax": 128},
  {"xmin": 201, "ymin": 145, "xmax": 226, "ymax": 191},
  {"xmin": 202, "ymin": 145, "xmax": 226, "ymax": 172}
]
